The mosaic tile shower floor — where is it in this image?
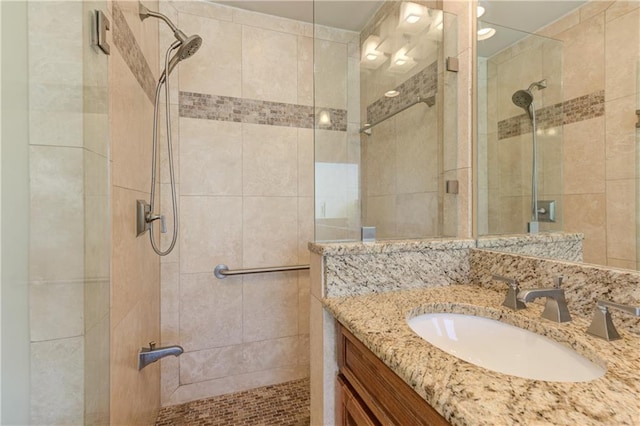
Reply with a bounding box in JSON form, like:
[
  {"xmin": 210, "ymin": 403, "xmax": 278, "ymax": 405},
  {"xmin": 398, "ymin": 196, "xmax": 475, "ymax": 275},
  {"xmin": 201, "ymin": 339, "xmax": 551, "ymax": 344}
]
[{"xmin": 155, "ymin": 378, "xmax": 310, "ymax": 426}]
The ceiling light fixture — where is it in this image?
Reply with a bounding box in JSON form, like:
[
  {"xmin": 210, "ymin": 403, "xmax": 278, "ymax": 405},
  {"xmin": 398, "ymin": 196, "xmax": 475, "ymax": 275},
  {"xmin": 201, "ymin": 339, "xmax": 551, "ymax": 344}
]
[
  {"xmin": 361, "ymin": 34, "xmax": 387, "ymax": 69},
  {"xmin": 385, "ymin": 90, "xmax": 400, "ymax": 98},
  {"xmin": 388, "ymin": 47, "xmax": 416, "ymax": 73},
  {"xmin": 399, "ymin": 2, "xmax": 428, "ymax": 29},
  {"xmin": 477, "ymin": 6, "xmax": 486, "ymax": 18},
  {"xmin": 477, "ymin": 27, "xmax": 496, "ymax": 41},
  {"xmin": 405, "ymin": 13, "xmax": 421, "ymax": 24}
]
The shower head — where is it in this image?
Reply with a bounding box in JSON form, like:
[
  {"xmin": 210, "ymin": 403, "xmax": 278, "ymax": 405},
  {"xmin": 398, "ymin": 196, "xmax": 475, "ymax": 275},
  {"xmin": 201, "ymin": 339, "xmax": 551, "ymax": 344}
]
[
  {"xmin": 512, "ymin": 80, "xmax": 547, "ymax": 119},
  {"xmin": 175, "ymin": 34, "xmax": 202, "ymax": 61},
  {"xmin": 160, "ymin": 34, "xmax": 203, "ymax": 81},
  {"xmin": 512, "ymin": 89, "xmax": 533, "ymax": 109},
  {"xmin": 140, "ymin": 3, "xmax": 202, "ymax": 80}
]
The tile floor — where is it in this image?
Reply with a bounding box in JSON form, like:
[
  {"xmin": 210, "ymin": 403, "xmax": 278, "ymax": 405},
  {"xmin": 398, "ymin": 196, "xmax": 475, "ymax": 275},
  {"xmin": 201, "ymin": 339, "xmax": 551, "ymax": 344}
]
[{"xmin": 155, "ymin": 378, "xmax": 310, "ymax": 425}]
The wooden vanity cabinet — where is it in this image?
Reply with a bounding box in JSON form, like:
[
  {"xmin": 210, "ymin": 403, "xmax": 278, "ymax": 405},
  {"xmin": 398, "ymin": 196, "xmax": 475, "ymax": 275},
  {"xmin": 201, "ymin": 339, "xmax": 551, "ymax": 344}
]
[{"xmin": 336, "ymin": 322, "xmax": 450, "ymax": 426}]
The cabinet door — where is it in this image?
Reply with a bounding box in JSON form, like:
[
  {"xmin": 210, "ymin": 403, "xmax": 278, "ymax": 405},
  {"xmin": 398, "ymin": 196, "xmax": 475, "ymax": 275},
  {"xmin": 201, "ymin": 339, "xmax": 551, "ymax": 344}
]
[
  {"xmin": 337, "ymin": 322, "xmax": 450, "ymax": 426},
  {"xmin": 337, "ymin": 374, "xmax": 380, "ymax": 426}
]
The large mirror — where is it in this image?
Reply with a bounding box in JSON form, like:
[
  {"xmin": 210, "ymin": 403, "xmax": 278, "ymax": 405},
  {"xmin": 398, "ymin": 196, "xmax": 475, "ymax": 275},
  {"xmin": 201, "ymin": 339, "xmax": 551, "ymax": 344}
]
[{"xmin": 476, "ymin": 0, "xmax": 640, "ymax": 270}]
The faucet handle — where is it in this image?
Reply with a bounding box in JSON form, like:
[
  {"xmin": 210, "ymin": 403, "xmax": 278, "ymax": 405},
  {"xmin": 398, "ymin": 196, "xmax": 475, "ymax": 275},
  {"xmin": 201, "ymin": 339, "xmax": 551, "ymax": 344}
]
[
  {"xmin": 587, "ymin": 300, "xmax": 640, "ymax": 341},
  {"xmin": 493, "ymin": 275, "xmax": 526, "ymax": 310},
  {"xmin": 492, "ymin": 274, "xmax": 517, "ymax": 288}
]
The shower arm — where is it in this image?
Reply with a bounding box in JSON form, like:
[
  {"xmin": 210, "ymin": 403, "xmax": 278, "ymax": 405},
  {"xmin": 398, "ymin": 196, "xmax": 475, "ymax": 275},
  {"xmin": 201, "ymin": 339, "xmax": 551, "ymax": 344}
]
[{"xmin": 139, "ymin": 3, "xmax": 188, "ymax": 42}]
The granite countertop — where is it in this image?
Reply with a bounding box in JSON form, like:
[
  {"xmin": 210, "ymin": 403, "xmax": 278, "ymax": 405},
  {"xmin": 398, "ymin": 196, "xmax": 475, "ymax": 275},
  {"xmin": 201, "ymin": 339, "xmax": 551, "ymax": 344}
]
[{"xmin": 324, "ymin": 285, "xmax": 640, "ymax": 425}]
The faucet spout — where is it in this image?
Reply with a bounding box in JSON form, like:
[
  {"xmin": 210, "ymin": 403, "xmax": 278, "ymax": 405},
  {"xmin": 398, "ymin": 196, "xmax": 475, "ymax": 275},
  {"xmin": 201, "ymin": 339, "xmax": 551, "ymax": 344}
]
[
  {"xmin": 517, "ymin": 288, "xmax": 572, "ymax": 323},
  {"xmin": 138, "ymin": 342, "xmax": 184, "ymax": 371}
]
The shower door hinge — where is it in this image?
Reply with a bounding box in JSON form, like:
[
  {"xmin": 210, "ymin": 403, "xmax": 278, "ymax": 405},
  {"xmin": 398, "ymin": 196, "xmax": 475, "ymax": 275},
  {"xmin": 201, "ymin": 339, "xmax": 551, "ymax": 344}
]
[
  {"xmin": 446, "ymin": 180, "xmax": 459, "ymax": 194},
  {"xmin": 93, "ymin": 10, "xmax": 111, "ymax": 55},
  {"xmin": 446, "ymin": 57, "xmax": 459, "ymax": 72}
]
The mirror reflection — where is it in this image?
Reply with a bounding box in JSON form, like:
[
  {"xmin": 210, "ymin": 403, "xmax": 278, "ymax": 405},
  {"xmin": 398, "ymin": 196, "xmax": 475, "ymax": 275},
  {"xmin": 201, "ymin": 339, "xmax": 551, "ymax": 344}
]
[{"xmin": 476, "ymin": 0, "xmax": 640, "ymax": 270}]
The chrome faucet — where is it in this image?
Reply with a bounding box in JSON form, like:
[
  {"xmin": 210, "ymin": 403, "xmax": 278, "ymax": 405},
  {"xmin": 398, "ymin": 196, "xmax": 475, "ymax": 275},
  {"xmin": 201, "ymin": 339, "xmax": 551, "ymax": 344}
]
[
  {"xmin": 493, "ymin": 275, "xmax": 526, "ymax": 310},
  {"xmin": 138, "ymin": 342, "xmax": 184, "ymax": 371},
  {"xmin": 517, "ymin": 281, "xmax": 572, "ymax": 323},
  {"xmin": 586, "ymin": 300, "xmax": 640, "ymax": 341}
]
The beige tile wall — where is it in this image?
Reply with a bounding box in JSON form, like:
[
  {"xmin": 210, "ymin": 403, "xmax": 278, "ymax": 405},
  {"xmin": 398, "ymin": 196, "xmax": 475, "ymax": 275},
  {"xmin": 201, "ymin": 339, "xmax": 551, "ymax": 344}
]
[
  {"xmin": 314, "ymin": 24, "xmax": 361, "ymax": 242},
  {"xmin": 27, "ymin": 0, "xmax": 112, "ymax": 423},
  {"xmin": 481, "ymin": 0, "xmax": 639, "ymax": 267},
  {"xmin": 359, "ymin": 2, "xmax": 460, "ymax": 239},
  {"xmin": 27, "ymin": 1, "xmax": 86, "ymax": 424},
  {"xmin": 159, "ymin": 1, "xmax": 336, "ymax": 405},
  {"xmin": 109, "ymin": 0, "xmax": 161, "ymax": 424},
  {"xmin": 543, "ymin": 0, "xmax": 639, "ymax": 267}
]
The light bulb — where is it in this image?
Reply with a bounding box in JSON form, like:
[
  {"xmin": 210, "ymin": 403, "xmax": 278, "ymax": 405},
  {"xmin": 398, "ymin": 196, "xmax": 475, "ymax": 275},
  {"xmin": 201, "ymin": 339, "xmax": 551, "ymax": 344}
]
[
  {"xmin": 405, "ymin": 14, "xmax": 421, "ymax": 24},
  {"xmin": 477, "ymin": 27, "xmax": 496, "ymax": 40}
]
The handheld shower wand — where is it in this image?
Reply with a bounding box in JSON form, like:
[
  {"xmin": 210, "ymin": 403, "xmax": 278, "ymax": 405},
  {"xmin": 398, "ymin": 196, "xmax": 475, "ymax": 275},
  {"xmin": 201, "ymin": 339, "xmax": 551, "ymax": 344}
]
[
  {"xmin": 138, "ymin": 3, "xmax": 202, "ymax": 256},
  {"xmin": 511, "ymin": 80, "xmax": 547, "ymax": 233}
]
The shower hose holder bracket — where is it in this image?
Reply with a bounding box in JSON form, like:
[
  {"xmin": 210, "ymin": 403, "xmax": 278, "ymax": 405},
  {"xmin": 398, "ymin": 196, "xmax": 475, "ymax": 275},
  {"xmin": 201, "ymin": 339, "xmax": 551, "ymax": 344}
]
[
  {"xmin": 136, "ymin": 200, "xmax": 151, "ymax": 237},
  {"xmin": 537, "ymin": 200, "xmax": 556, "ymax": 223}
]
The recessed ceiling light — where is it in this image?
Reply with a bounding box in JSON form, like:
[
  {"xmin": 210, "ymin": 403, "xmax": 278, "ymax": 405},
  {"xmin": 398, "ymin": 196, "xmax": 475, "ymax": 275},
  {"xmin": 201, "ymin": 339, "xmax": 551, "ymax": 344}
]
[
  {"xmin": 385, "ymin": 90, "xmax": 400, "ymax": 98},
  {"xmin": 477, "ymin": 27, "xmax": 496, "ymax": 41},
  {"xmin": 395, "ymin": 58, "xmax": 407, "ymax": 66},
  {"xmin": 477, "ymin": 6, "xmax": 486, "ymax": 18},
  {"xmin": 366, "ymin": 53, "xmax": 378, "ymax": 61}
]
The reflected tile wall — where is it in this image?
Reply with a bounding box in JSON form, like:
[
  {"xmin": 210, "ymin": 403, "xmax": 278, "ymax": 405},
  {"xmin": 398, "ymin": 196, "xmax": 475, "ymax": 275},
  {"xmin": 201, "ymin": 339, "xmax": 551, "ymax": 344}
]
[
  {"xmin": 359, "ymin": 2, "xmax": 446, "ymax": 240},
  {"xmin": 482, "ymin": 0, "xmax": 639, "ymax": 267},
  {"xmin": 160, "ymin": 1, "xmax": 334, "ymax": 405}
]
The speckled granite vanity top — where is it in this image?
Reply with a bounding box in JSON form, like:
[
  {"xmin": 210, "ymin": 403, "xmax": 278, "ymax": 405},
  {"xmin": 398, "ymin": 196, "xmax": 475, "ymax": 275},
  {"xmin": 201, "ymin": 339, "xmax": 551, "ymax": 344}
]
[{"xmin": 324, "ymin": 285, "xmax": 640, "ymax": 425}]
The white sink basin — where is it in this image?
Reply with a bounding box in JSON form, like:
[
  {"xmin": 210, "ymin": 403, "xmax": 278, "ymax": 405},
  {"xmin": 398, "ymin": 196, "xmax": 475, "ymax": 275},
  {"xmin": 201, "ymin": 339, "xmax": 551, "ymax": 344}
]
[{"xmin": 407, "ymin": 313, "xmax": 606, "ymax": 382}]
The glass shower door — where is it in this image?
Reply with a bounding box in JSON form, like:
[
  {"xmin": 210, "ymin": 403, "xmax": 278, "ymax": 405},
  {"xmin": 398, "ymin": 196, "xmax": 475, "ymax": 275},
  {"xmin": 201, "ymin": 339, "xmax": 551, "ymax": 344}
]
[
  {"xmin": 313, "ymin": 1, "xmax": 458, "ymax": 242},
  {"xmin": 1, "ymin": 2, "xmax": 111, "ymax": 423}
]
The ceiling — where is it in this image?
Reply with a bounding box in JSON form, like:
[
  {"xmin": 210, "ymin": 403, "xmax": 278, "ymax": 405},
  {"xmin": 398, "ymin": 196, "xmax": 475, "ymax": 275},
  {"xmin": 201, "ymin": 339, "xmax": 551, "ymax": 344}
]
[
  {"xmin": 478, "ymin": 1, "xmax": 587, "ymax": 57},
  {"xmin": 213, "ymin": 1, "xmax": 587, "ymax": 56},
  {"xmin": 213, "ymin": 1, "xmax": 384, "ymax": 32}
]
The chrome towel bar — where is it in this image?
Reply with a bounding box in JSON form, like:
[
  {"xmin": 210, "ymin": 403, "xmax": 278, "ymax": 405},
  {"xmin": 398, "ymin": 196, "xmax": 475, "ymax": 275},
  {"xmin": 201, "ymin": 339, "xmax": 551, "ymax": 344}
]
[
  {"xmin": 359, "ymin": 95, "xmax": 436, "ymax": 135},
  {"xmin": 214, "ymin": 263, "xmax": 310, "ymax": 279}
]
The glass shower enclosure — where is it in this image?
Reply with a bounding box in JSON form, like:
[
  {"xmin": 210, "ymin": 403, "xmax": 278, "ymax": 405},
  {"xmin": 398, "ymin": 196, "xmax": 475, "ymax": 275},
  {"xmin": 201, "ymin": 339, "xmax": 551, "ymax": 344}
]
[
  {"xmin": 477, "ymin": 22, "xmax": 564, "ymax": 236},
  {"xmin": 313, "ymin": 1, "xmax": 458, "ymax": 242}
]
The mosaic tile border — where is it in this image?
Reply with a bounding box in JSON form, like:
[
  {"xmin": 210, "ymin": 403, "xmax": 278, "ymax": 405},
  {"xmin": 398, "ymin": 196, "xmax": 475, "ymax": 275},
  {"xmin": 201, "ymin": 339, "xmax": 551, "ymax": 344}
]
[
  {"xmin": 366, "ymin": 61, "xmax": 438, "ymax": 125},
  {"xmin": 112, "ymin": 2, "xmax": 157, "ymax": 103},
  {"xmin": 179, "ymin": 91, "xmax": 348, "ymax": 131},
  {"xmin": 498, "ymin": 90, "xmax": 604, "ymax": 140}
]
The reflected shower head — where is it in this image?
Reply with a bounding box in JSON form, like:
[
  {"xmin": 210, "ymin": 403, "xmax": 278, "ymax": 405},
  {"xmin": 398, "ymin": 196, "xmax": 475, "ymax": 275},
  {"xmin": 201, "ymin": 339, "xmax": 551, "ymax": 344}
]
[
  {"xmin": 512, "ymin": 89, "xmax": 533, "ymax": 109},
  {"xmin": 512, "ymin": 80, "xmax": 547, "ymax": 119}
]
